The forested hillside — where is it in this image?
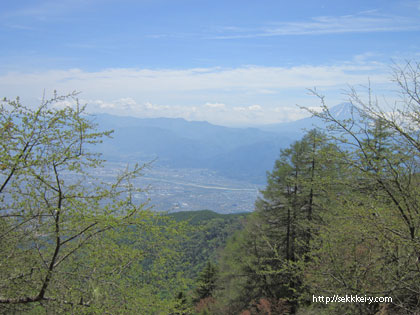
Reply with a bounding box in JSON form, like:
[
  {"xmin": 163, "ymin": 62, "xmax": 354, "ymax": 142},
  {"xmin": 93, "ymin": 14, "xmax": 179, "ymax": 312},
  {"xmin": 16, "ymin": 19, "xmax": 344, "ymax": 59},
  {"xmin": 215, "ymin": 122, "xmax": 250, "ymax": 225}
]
[
  {"xmin": 169, "ymin": 210, "xmax": 248, "ymax": 279},
  {"xmin": 2, "ymin": 62, "xmax": 420, "ymax": 314},
  {"xmin": 191, "ymin": 62, "xmax": 420, "ymax": 314}
]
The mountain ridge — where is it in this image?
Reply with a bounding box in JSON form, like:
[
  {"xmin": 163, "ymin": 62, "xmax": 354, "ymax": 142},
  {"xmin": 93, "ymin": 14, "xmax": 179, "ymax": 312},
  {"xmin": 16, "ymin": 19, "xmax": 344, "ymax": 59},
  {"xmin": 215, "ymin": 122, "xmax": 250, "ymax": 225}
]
[{"xmin": 94, "ymin": 103, "xmax": 354, "ymax": 184}]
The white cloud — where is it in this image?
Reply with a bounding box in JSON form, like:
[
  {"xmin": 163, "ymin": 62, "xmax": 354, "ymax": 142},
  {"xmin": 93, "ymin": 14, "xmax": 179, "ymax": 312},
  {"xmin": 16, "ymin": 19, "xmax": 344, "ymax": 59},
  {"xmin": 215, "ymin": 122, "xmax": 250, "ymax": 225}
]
[
  {"xmin": 0, "ymin": 60, "xmax": 395, "ymax": 125},
  {"xmin": 51, "ymin": 99, "xmax": 75, "ymax": 109},
  {"xmin": 273, "ymin": 106, "xmax": 313, "ymax": 121},
  {"xmin": 94, "ymin": 100, "xmax": 114, "ymax": 109},
  {"xmin": 0, "ymin": 63, "xmax": 389, "ymax": 96},
  {"xmin": 248, "ymin": 105, "xmax": 262, "ymax": 111},
  {"xmin": 204, "ymin": 102, "xmax": 226, "ymax": 109},
  {"xmin": 214, "ymin": 12, "xmax": 420, "ymax": 39}
]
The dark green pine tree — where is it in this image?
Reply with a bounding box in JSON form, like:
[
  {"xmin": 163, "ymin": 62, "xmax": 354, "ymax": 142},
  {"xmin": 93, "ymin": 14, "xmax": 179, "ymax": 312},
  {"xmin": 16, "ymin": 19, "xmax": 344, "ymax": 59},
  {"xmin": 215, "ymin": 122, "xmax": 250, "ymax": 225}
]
[
  {"xmin": 215, "ymin": 130, "xmax": 341, "ymax": 314},
  {"xmin": 261, "ymin": 129, "xmax": 335, "ymax": 262},
  {"xmin": 194, "ymin": 261, "xmax": 219, "ymax": 303}
]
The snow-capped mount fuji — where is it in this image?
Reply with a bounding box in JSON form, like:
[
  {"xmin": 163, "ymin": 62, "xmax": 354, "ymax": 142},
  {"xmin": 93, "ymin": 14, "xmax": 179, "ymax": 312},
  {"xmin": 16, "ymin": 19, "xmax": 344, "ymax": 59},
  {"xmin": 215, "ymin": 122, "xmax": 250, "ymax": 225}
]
[{"xmin": 328, "ymin": 102, "xmax": 361, "ymax": 120}]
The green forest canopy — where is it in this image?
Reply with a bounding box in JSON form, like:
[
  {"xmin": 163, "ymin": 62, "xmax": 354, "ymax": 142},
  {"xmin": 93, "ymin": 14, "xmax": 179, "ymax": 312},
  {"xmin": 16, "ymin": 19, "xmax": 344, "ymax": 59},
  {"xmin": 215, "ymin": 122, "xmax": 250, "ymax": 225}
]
[{"xmin": 2, "ymin": 61, "xmax": 420, "ymax": 314}]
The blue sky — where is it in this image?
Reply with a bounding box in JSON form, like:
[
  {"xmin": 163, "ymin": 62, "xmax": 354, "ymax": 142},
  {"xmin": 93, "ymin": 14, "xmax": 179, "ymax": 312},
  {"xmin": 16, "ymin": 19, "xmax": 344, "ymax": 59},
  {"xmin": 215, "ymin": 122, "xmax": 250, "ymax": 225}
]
[{"xmin": 1, "ymin": 0, "xmax": 420, "ymax": 125}]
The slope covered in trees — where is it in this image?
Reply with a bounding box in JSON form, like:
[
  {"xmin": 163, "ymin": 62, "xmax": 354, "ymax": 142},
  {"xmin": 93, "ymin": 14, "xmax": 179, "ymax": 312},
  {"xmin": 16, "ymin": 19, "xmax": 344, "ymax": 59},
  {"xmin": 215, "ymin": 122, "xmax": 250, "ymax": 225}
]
[
  {"xmin": 0, "ymin": 95, "xmax": 190, "ymax": 314},
  {"xmin": 168, "ymin": 210, "xmax": 247, "ymax": 281},
  {"xmin": 2, "ymin": 61, "xmax": 420, "ymax": 314},
  {"xmin": 201, "ymin": 61, "xmax": 420, "ymax": 315}
]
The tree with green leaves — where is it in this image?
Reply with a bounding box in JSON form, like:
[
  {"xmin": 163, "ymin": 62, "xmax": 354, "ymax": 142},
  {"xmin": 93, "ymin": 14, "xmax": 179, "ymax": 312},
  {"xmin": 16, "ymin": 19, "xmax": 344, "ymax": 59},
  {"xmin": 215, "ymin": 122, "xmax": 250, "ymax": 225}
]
[
  {"xmin": 304, "ymin": 61, "xmax": 420, "ymax": 314},
  {"xmin": 194, "ymin": 261, "xmax": 219, "ymax": 302},
  {"xmin": 193, "ymin": 261, "xmax": 219, "ymax": 313},
  {"xmin": 0, "ymin": 93, "xmax": 188, "ymax": 313},
  {"xmin": 214, "ymin": 130, "xmax": 340, "ymax": 314}
]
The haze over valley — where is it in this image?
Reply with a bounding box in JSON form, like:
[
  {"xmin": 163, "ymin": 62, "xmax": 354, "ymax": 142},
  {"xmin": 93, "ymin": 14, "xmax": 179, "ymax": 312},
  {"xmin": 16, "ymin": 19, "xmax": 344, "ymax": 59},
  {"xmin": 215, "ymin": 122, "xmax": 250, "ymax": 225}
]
[
  {"xmin": 2, "ymin": 1, "xmax": 420, "ymax": 313},
  {"xmin": 93, "ymin": 103, "xmax": 353, "ymax": 213}
]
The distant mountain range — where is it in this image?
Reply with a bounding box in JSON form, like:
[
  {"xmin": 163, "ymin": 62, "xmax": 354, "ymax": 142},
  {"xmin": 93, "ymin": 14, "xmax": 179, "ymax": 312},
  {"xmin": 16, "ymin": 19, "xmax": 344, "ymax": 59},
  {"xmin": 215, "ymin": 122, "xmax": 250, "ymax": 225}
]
[{"xmin": 94, "ymin": 103, "xmax": 354, "ymax": 184}]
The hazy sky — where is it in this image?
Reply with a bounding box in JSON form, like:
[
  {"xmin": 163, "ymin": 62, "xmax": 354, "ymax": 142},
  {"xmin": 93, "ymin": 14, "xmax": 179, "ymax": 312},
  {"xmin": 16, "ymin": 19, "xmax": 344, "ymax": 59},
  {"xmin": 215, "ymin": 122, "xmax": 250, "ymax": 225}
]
[{"xmin": 1, "ymin": 0, "xmax": 419, "ymax": 125}]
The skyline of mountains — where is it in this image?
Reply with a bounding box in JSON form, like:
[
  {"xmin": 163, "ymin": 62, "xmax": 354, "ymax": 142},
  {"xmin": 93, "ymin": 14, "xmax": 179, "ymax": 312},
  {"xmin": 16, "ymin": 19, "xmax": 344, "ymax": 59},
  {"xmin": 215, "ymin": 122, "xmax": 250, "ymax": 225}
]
[{"xmin": 94, "ymin": 103, "xmax": 354, "ymax": 184}]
